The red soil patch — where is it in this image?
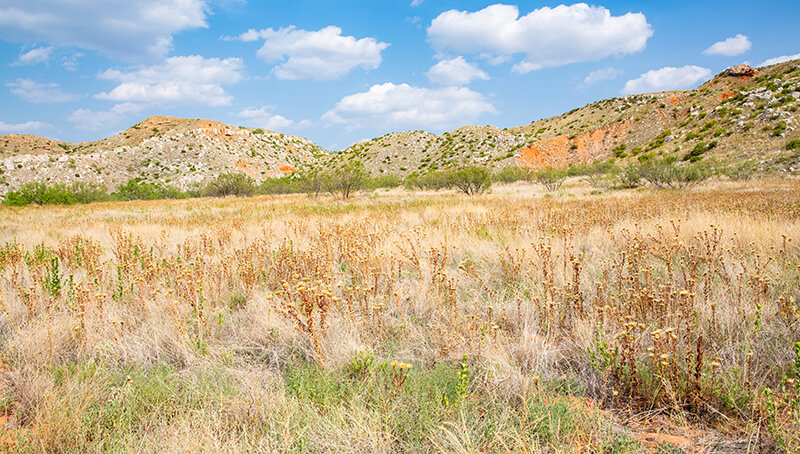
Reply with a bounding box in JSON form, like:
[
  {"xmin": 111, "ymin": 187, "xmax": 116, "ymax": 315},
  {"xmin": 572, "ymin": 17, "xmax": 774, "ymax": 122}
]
[
  {"xmin": 234, "ymin": 161, "xmax": 261, "ymax": 179},
  {"xmin": 279, "ymin": 164, "xmax": 297, "ymax": 174},
  {"xmin": 633, "ymin": 432, "xmax": 695, "ymax": 453},
  {"xmin": 0, "ymin": 371, "xmax": 23, "ymax": 453},
  {"xmin": 720, "ymin": 92, "xmax": 736, "ymax": 99},
  {"xmin": 669, "ymin": 97, "xmax": 680, "ymax": 105},
  {"xmin": 197, "ymin": 122, "xmax": 230, "ymax": 141},
  {"xmin": 517, "ymin": 120, "xmax": 630, "ymax": 169}
]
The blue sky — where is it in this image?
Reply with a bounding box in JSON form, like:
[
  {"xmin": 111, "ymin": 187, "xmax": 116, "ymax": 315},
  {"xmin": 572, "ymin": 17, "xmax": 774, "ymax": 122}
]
[{"xmin": 1, "ymin": 1, "xmax": 798, "ymax": 150}]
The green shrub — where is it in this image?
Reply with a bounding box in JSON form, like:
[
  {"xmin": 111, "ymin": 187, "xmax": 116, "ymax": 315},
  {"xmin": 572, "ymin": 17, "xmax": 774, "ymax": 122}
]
[
  {"xmin": 786, "ymin": 139, "xmax": 800, "ymax": 151},
  {"xmin": 448, "ymin": 165, "xmax": 491, "ymax": 195},
  {"xmin": 366, "ymin": 174, "xmax": 402, "ymax": 190},
  {"xmin": 404, "ymin": 171, "xmax": 450, "ymax": 191},
  {"xmin": 612, "ymin": 163, "xmax": 642, "ymax": 189},
  {"xmin": 259, "ymin": 176, "xmax": 304, "ymax": 195},
  {"xmin": 723, "ymin": 160, "xmax": 758, "ymax": 181},
  {"xmin": 113, "ymin": 180, "xmax": 189, "ymax": 201},
  {"xmin": 324, "ymin": 160, "xmax": 367, "ymax": 199},
  {"xmin": 492, "ymin": 166, "xmax": 533, "ymax": 183},
  {"xmin": 772, "ymin": 122, "xmax": 787, "ymax": 137},
  {"xmin": 4, "ymin": 181, "xmax": 111, "ymax": 206},
  {"xmin": 535, "ymin": 167, "xmax": 568, "ymax": 192},
  {"xmin": 203, "ymin": 172, "xmax": 257, "ymax": 197},
  {"xmin": 635, "ymin": 156, "xmax": 710, "ymax": 189},
  {"xmin": 683, "ymin": 142, "xmax": 711, "ymax": 162},
  {"xmin": 582, "ymin": 160, "xmax": 619, "ymax": 189},
  {"xmin": 294, "ymin": 168, "xmax": 329, "ymax": 198}
]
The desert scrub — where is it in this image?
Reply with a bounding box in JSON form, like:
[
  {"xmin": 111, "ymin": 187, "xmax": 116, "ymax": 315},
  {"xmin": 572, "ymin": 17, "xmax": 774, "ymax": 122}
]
[{"xmin": 0, "ymin": 179, "xmax": 798, "ymax": 451}]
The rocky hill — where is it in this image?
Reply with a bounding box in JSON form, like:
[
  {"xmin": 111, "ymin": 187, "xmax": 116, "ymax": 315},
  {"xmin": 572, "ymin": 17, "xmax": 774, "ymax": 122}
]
[
  {"xmin": 0, "ymin": 116, "xmax": 325, "ymax": 192},
  {"xmin": 1, "ymin": 60, "xmax": 798, "ymax": 195},
  {"xmin": 321, "ymin": 60, "xmax": 800, "ymax": 176}
]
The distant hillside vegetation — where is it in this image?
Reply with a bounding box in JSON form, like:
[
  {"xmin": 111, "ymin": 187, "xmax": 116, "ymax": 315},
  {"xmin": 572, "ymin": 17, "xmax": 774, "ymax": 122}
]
[{"xmin": 2, "ymin": 60, "xmax": 798, "ymax": 195}]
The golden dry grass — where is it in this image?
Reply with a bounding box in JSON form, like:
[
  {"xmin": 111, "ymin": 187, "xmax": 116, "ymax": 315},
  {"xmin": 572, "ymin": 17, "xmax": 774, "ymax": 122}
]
[{"xmin": 0, "ymin": 179, "xmax": 799, "ymax": 452}]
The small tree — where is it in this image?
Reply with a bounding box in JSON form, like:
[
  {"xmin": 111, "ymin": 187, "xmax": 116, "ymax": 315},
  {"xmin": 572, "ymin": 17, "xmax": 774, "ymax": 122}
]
[
  {"xmin": 535, "ymin": 166, "xmax": 567, "ymax": 191},
  {"xmin": 448, "ymin": 165, "xmax": 492, "ymax": 195},
  {"xmin": 492, "ymin": 165, "xmax": 533, "ymax": 183},
  {"xmin": 296, "ymin": 168, "xmax": 328, "ymax": 198},
  {"xmin": 326, "ymin": 160, "xmax": 366, "ymax": 199},
  {"xmin": 582, "ymin": 160, "xmax": 618, "ymax": 190},
  {"xmin": 204, "ymin": 172, "xmax": 257, "ymax": 197},
  {"xmin": 615, "ymin": 163, "xmax": 642, "ymax": 188},
  {"xmin": 636, "ymin": 156, "xmax": 710, "ymax": 189},
  {"xmin": 723, "ymin": 159, "xmax": 758, "ymax": 181}
]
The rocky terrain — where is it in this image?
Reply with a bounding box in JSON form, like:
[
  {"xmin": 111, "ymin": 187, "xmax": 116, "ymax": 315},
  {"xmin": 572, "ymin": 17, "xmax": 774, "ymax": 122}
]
[
  {"xmin": 1, "ymin": 60, "xmax": 798, "ymax": 194},
  {"xmin": 0, "ymin": 116, "xmax": 325, "ymax": 192},
  {"xmin": 324, "ymin": 59, "xmax": 800, "ymax": 176}
]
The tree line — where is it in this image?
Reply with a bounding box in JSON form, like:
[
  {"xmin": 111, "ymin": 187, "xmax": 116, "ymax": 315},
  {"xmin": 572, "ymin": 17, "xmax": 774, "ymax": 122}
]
[{"xmin": 1, "ymin": 154, "xmax": 751, "ymax": 207}]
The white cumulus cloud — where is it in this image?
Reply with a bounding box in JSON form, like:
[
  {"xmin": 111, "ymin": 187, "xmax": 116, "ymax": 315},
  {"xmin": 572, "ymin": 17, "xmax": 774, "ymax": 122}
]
[
  {"xmin": 0, "ymin": 120, "xmax": 49, "ymax": 134},
  {"xmin": 759, "ymin": 53, "xmax": 800, "ymax": 67},
  {"xmin": 582, "ymin": 67, "xmax": 623, "ymax": 86},
  {"xmin": 95, "ymin": 55, "xmax": 243, "ymax": 106},
  {"xmin": 0, "ymin": 0, "xmax": 208, "ymax": 61},
  {"xmin": 237, "ymin": 107, "xmax": 294, "ymax": 131},
  {"xmin": 427, "ymin": 57, "xmax": 489, "ymax": 85},
  {"xmin": 703, "ymin": 34, "xmax": 751, "ymax": 56},
  {"xmin": 427, "ymin": 3, "xmax": 652, "ymax": 73},
  {"xmin": 68, "ymin": 103, "xmax": 145, "ymax": 131},
  {"xmin": 236, "ymin": 26, "xmax": 389, "ymax": 80},
  {"xmin": 322, "ymin": 83, "xmax": 496, "ymax": 131},
  {"xmin": 13, "ymin": 46, "xmax": 53, "ymax": 66},
  {"xmin": 6, "ymin": 79, "xmax": 80, "ymax": 103},
  {"xmin": 622, "ymin": 66, "xmax": 712, "ymax": 94}
]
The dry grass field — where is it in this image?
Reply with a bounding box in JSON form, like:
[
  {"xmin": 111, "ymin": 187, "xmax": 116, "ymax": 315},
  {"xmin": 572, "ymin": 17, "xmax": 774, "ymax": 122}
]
[{"xmin": 0, "ymin": 179, "xmax": 799, "ymax": 452}]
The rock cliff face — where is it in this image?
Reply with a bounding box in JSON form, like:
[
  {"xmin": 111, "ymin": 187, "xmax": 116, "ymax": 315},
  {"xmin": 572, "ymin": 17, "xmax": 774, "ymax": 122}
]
[
  {"xmin": 722, "ymin": 64, "xmax": 759, "ymax": 78},
  {"xmin": 517, "ymin": 121, "xmax": 630, "ymax": 169}
]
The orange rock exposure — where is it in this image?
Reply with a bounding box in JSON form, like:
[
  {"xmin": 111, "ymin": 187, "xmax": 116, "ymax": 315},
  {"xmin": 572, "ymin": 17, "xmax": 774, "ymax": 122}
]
[
  {"xmin": 517, "ymin": 120, "xmax": 630, "ymax": 169},
  {"xmin": 197, "ymin": 121, "xmax": 230, "ymax": 141},
  {"xmin": 234, "ymin": 161, "xmax": 262, "ymax": 179},
  {"xmin": 279, "ymin": 164, "xmax": 297, "ymax": 174}
]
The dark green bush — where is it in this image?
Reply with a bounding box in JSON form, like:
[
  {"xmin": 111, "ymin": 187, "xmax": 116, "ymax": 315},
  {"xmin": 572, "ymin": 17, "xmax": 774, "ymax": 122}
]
[
  {"xmin": 113, "ymin": 180, "xmax": 189, "ymax": 201},
  {"xmin": 4, "ymin": 181, "xmax": 111, "ymax": 206}
]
